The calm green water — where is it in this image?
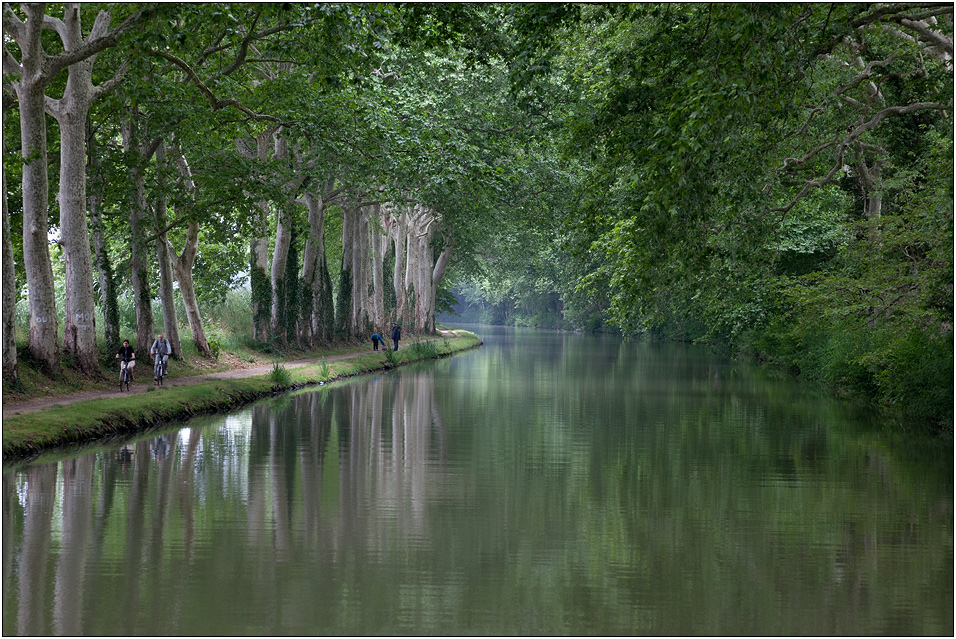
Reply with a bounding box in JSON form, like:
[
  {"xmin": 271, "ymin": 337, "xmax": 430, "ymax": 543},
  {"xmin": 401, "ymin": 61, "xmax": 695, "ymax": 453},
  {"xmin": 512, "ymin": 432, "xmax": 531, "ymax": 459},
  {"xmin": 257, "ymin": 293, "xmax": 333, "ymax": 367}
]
[{"xmin": 3, "ymin": 327, "xmax": 952, "ymax": 635}]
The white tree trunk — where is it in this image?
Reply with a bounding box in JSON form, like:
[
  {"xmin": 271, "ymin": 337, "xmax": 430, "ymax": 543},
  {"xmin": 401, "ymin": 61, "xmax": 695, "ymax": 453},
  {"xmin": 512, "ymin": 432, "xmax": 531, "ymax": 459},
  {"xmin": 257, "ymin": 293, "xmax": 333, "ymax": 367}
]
[
  {"xmin": 153, "ymin": 144, "xmax": 182, "ymax": 359},
  {"xmin": 171, "ymin": 221, "xmax": 209, "ymax": 357},
  {"xmin": 416, "ymin": 229, "xmax": 433, "ymax": 332},
  {"xmin": 53, "ymin": 111, "xmax": 98, "ymax": 372},
  {"xmin": 45, "ymin": 4, "xmax": 114, "ymax": 373},
  {"xmin": 430, "ymin": 236, "xmax": 454, "ymax": 334},
  {"xmin": 269, "ymin": 131, "xmax": 294, "ymax": 345},
  {"xmin": 370, "ymin": 204, "xmax": 387, "ymax": 333},
  {"xmin": 5, "ymin": 3, "xmax": 140, "ymax": 373},
  {"xmin": 351, "ymin": 205, "xmax": 371, "ymax": 335},
  {"xmin": 270, "ymin": 208, "xmax": 292, "ymax": 343},
  {"xmin": 11, "ymin": 4, "xmax": 60, "ymax": 373},
  {"xmin": 391, "ymin": 208, "xmax": 408, "ymax": 326},
  {"xmin": 167, "ymin": 145, "xmax": 210, "ymax": 356}
]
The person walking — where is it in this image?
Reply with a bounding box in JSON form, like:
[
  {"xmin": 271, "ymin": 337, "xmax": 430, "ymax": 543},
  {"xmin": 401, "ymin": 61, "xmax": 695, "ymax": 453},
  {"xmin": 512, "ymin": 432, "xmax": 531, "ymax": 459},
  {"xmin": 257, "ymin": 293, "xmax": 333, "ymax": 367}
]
[
  {"xmin": 371, "ymin": 332, "xmax": 383, "ymax": 351},
  {"xmin": 390, "ymin": 323, "xmax": 401, "ymax": 351},
  {"xmin": 150, "ymin": 333, "xmax": 172, "ymax": 380}
]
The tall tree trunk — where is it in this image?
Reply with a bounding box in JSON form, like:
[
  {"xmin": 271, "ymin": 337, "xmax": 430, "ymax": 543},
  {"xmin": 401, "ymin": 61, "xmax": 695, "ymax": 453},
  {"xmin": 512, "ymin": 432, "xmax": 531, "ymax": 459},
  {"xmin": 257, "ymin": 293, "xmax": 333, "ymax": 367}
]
[
  {"xmin": 299, "ymin": 195, "xmax": 321, "ymax": 347},
  {"xmin": 154, "ymin": 205, "xmax": 181, "ymax": 357},
  {"xmin": 167, "ymin": 145, "xmax": 210, "ymax": 356},
  {"xmin": 46, "ymin": 4, "xmax": 115, "ymax": 374},
  {"xmin": 370, "ymin": 204, "xmax": 387, "ymax": 334},
  {"xmin": 250, "ymin": 204, "xmax": 271, "ymax": 342},
  {"xmin": 430, "ymin": 235, "xmax": 454, "ymax": 334},
  {"xmin": 15, "ymin": 39, "xmax": 59, "ymax": 374},
  {"xmin": 299, "ymin": 187, "xmax": 333, "ymax": 347},
  {"xmin": 122, "ymin": 114, "xmax": 155, "ymax": 359},
  {"xmin": 172, "ymin": 221, "xmax": 210, "ymax": 356},
  {"xmin": 2, "ymin": 102, "xmax": 18, "ymax": 381},
  {"xmin": 351, "ymin": 205, "xmax": 371, "ymax": 336},
  {"xmin": 302, "ymin": 186, "xmax": 335, "ymax": 347},
  {"xmin": 270, "ymin": 207, "xmax": 292, "ymax": 346},
  {"xmin": 152, "ymin": 144, "xmax": 182, "ymax": 359},
  {"xmin": 315, "ymin": 255, "xmax": 335, "ymax": 345},
  {"xmin": 237, "ymin": 125, "xmax": 279, "ymax": 342},
  {"xmin": 415, "ymin": 228, "xmax": 432, "ymax": 332},
  {"xmin": 391, "ymin": 207, "xmax": 408, "ymax": 327},
  {"xmin": 335, "ymin": 204, "xmax": 355, "ymax": 339},
  {"xmin": 88, "ymin": 131, "xmax": 119, "ymax": 357},
  {"xmin": 855, "ymin": 142, "xmax": 884, "ymax": 247},
  {"xmin": 269, "ymin": 131, "xmax": 298, "ymax": 346},
  {"xmin": 6, "ymin": 3, "xmax": 145, "ymax": 373},
  {"xmin": 284, "ymin": 230, "xmax": 300, "ymax": 346},
  {"xmin": 852, "ymin": 52, "xmax": 885, "ymax": 248}
]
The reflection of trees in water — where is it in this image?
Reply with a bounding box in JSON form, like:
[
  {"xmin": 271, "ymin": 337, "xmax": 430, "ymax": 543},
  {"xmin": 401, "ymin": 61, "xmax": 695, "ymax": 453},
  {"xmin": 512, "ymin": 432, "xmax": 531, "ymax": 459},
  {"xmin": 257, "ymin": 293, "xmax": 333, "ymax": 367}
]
[
  {"xmin": 14, "ymin": 464, "xmax": 57, "ymax": 636},
  {"xmin": 338, "ymin": 373, "xmax": 449, "ymax": 556},
  {"xmin": 3, "ymin": 371, "xmax": 452, "ymax": 634},
  {"xmin": 244, "ymin": 372, "xmax": 448, "ymax": 560},
  {"xmin": 53, "ymin": 455, "xmax": 94, "ymax": 635},
  {"xmin": 2, "ymin": 361, "xmax": 952, "ymax": 635}
]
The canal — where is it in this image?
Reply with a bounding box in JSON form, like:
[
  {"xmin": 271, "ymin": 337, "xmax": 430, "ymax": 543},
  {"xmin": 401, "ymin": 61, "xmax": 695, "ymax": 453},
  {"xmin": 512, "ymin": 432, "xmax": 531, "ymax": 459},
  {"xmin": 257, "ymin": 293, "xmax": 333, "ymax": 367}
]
[{"xmin": 3, "ymin": 326, "xmax": 952, "ymax": 635}]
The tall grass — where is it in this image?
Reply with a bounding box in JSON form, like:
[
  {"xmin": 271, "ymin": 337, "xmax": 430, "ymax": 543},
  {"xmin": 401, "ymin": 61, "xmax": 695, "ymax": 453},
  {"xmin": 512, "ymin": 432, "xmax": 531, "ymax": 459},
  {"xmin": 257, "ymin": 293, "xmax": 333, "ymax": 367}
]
[
  {"xmin": 410, "ymin": 340, "xmax": 439, "ymax": 358},
  {"xmin": 269, "ymin": 361, "xmax": 292, "ymax": 387},
  {"xmin": 383, "ymin": 348, "xmax": 398, "ymax": 366}
]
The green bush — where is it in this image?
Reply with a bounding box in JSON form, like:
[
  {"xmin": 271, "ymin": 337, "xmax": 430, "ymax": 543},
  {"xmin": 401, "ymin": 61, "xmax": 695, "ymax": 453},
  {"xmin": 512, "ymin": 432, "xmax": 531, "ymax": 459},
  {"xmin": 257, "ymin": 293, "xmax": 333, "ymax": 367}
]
[
  {"xmin": 875, "ymin": 326, "xmax": 954, "ymax": 425},
  {"xmin": 383, "ymin": 348, "xmax": 398, "ymax": 366},
  {"xmin": 269, "ymin": 361, "xmax": 292, "ymax": 387},
  {"xmin": 410, "ymin": 340, "xmax": 439, "ymax": 358},
  {"xmin": 206, "ymin": 327, "xmax": 223, "ymax": 359}
]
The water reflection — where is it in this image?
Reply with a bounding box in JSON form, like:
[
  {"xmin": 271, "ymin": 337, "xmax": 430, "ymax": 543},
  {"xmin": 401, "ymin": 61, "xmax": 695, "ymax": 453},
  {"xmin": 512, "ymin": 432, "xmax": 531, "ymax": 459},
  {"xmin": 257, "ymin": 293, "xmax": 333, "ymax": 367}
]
[
  {"xmin": 3, "ymin": 371, "xmax": 459, "ymax": 635},
  {"xmin": 2, "ymin": 328, "xmax": 953, "ymax": 636}
]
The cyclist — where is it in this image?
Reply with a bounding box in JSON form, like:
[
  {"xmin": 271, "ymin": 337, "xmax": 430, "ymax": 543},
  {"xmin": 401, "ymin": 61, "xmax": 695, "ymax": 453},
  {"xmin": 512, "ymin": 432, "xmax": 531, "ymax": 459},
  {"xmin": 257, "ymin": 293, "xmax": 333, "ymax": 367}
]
[
  {"xmin": 116, "ymin": 339, "xmax": 136, "ymax": 384},
  {"xmin": 150, "ymin": 332, "xmax": 172, "ymax": 381}
]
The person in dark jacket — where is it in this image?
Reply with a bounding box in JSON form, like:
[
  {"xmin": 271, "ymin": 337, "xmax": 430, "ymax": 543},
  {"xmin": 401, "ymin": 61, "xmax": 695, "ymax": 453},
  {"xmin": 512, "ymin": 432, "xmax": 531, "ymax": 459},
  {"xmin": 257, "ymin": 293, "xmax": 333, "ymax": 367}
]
[
  {"xmin": 391, "ymin": 323, "xmax": 401, "ymax": 351},
  {"xmin": 116, "ymin": 339, "xmax": 136, "ymax": 381}
]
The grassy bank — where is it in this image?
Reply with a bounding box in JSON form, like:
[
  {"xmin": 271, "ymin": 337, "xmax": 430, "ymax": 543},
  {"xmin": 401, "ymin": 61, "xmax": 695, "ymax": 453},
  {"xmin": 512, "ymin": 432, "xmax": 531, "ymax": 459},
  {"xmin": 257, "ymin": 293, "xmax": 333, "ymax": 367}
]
[{"xmin": 2, "ymin": 332, "xmax": 481, "ymax": 461}]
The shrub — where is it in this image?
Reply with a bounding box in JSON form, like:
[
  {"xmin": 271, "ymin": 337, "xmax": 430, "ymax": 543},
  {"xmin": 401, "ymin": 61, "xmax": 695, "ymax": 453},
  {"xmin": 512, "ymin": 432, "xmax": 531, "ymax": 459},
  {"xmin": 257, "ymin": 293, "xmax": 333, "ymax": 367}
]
[
  {"xmin": 269, "ymin": 361, "xmax": 292, "ymax": 387},
  {"xmin": 383, "ymin": 348, "xmax": 398, "ymax": 366},
  {"xmin": 205, "ymin": 326, "xmax": 224, "ymax": 359},
  {"xmin": 875, "ymin": 326, "xmax": 954, "ymax": 425},
  {"xmin": 410, "ymin": 340, "xmax": 439, "ymax": 358}
]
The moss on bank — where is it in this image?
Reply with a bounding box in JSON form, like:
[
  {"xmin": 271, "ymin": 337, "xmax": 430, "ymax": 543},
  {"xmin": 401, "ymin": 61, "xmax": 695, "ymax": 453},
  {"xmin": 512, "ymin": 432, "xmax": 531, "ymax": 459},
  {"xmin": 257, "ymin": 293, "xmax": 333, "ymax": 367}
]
[{"xmin": 2, "ymin": 333, "xmax": 481, "ymax": 462}]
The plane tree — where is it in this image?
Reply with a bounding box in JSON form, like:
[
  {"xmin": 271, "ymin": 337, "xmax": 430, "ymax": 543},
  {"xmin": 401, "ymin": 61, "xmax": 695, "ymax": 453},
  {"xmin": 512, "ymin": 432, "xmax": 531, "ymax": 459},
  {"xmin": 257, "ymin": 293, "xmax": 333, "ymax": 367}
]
[{"xmin": 3, "ymin": 2, "xmax": 154, "ymax": 373}]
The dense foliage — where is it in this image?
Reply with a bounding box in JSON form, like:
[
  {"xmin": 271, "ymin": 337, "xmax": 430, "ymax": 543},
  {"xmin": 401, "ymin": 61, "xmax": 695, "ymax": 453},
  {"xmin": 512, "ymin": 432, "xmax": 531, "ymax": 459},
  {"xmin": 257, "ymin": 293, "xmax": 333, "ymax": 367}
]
[
  {"xmin": 482, "ymin": 3, "xmax": 953, "ymax": 428},
  {"xmin": 3, "ymin": 3, "xmax": 952, "ymax": 427}
]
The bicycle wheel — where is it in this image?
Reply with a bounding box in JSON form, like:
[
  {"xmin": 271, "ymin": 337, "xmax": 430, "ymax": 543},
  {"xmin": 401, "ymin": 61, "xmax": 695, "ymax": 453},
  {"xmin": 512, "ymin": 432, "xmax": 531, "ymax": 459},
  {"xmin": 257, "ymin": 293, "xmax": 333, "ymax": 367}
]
[{"xmin": 155, "ymin": 360, "xmax": 163, "ymax": 385}]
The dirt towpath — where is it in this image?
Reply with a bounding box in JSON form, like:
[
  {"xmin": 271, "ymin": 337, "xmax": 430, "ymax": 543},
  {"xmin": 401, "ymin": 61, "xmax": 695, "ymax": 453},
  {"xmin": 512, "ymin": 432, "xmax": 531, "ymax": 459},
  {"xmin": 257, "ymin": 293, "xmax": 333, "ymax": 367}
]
[{"xmin": 3, "ymin": 331, "xmax": 461, "ymax": 419}]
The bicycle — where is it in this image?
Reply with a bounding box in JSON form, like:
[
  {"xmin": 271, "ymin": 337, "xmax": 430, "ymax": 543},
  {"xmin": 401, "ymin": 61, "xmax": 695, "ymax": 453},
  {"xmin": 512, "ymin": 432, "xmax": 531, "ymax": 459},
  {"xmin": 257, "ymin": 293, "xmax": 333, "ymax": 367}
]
[
  {"xmin": 119, "ymin": 358, "xmax": 134, "ymax": 392},
  {"xmin": 154, "ymin": 354, "xmax": 168, "ymax": 386}
]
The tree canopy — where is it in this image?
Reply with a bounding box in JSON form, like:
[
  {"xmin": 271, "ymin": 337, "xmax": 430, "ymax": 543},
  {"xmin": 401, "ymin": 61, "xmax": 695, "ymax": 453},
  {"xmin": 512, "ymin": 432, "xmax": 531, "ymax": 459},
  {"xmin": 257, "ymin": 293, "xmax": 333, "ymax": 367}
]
[{"xmin": 3, "ymin": 2, "xmax": 952, "ymax": 427}]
